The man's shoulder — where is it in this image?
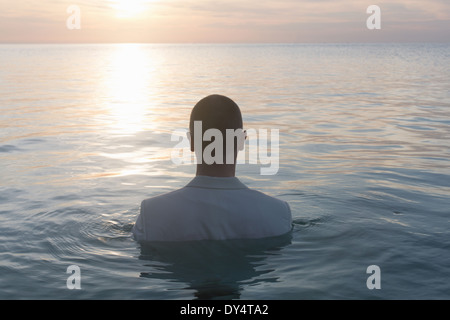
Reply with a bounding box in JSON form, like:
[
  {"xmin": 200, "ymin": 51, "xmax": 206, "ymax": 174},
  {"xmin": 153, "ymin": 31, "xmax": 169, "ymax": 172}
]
[
  {"xmin": 141, "ymin": 187, "xmax": 187, "ymax": 207},
  {"xmin": 243, "ymin": 188, "xmax": 291, "ymax": 211},
  {"xmin": 139, "ymin": 181, "xmax": 291, "ymax": 217},
  {"xmin": 244, "ymin": 187, "xmax": 287, "ymax": 203}
]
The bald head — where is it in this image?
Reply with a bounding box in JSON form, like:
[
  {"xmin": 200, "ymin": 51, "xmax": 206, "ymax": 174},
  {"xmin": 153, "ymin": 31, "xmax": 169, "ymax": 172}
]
[
  {"xmin": 189, "ymin": 94, "xmax": 243, "ymax": 134},
  {"xmin": 188, "ymin": 95, "xmax": 245, "ymax": 175}
]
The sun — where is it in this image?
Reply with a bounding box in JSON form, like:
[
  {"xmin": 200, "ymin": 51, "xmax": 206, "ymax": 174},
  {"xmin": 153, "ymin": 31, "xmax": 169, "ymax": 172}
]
[{"xmin": 111, "ymin": 0, "xmax": 149, "ymax": 18}]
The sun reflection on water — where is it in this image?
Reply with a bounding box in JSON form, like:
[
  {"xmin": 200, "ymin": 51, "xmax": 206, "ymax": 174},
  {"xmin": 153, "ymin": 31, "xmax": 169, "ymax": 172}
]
[{"xmin": 102, "ymin": 44, "xmax": 155, "ymax": 135}]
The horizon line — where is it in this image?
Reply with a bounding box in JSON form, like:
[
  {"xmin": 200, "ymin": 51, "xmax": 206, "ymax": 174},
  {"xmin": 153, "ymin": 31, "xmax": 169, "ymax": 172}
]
[{"xmin": 1, "ymin": 41, "xmax": 449, "ymax": 45}]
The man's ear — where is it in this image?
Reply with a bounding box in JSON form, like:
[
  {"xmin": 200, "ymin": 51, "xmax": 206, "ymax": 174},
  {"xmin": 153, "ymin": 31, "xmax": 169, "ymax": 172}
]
[{"xmin": 237, "ymin": 130, "xmax": 247, "ymax": 151}]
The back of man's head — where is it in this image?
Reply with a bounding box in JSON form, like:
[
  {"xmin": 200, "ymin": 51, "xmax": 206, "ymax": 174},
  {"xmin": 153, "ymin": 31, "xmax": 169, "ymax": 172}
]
[
  {"xmin": 189, "ymin": 95, "xmax": 244, "ymax": 165},
  {"xmin": 189, "ymin": 94, "xmax": 243, "ymax": 133}
]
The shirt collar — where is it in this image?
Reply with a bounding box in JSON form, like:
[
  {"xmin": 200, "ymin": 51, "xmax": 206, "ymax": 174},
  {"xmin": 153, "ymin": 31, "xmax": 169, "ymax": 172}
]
[{"xmin": 186, "ymin": 175, "xmax": 248, "ymax": 190}]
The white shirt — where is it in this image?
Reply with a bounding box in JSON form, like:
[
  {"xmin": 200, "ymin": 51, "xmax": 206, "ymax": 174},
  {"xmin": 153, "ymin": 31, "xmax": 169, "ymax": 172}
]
[{"xmin": 132, "ymin": 176, "xmax": 292, "ymax": 242}]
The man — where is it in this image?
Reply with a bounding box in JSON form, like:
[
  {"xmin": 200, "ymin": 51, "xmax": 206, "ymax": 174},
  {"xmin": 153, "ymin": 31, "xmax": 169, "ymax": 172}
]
[{"xmin": 132, "ymin": 94, "xmax": 292, "ymax": 242}]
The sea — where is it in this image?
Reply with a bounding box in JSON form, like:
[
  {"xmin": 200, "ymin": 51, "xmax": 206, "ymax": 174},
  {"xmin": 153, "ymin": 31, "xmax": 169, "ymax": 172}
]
[{"xmin": 0, "ymin": 43, "xmax": 449, "ymax": 299}]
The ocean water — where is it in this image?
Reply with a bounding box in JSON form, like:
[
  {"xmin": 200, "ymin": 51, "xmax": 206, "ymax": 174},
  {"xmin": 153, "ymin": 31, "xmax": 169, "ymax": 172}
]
[{"xmin": 0, "ymin": 43, "xmax": 449, "ymax": 299}]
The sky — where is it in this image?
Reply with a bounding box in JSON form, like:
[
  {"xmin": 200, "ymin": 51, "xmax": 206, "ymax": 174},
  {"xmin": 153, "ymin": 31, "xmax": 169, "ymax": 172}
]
[{"xmin": 0, "ymin": 0, "xmax": 449, "ymax": 43}]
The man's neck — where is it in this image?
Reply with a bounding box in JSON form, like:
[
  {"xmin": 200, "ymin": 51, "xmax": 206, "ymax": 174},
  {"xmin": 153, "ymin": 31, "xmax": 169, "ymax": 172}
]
[{"xmin": 195, "ymin": 164, "xmax": 236, "ymax": 177}]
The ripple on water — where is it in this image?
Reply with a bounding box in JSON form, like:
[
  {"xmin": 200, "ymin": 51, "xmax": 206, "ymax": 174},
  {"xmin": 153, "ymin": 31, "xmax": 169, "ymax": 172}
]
[{"xmin": 22, "ymin": 207, "xmax": 136, "ymax": 267}]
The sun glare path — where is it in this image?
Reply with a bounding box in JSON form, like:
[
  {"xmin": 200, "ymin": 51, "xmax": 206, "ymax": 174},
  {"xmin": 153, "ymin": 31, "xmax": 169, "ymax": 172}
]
[{"xmin": 106, "ymin": 44, "xmax": 155, "ymax": 135}]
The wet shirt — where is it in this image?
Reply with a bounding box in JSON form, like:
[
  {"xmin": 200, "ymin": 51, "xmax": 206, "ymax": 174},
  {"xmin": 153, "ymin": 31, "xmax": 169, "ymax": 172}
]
[{"xmin": 132, "ymin": 176, "xmax": 292, "ymax": 242}]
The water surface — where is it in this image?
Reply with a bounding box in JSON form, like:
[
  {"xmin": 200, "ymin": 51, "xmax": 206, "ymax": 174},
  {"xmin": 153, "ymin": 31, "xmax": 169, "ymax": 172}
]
[{"xmin": 0, "ymin": 43, "xmax": 449, "ymax": 299}]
